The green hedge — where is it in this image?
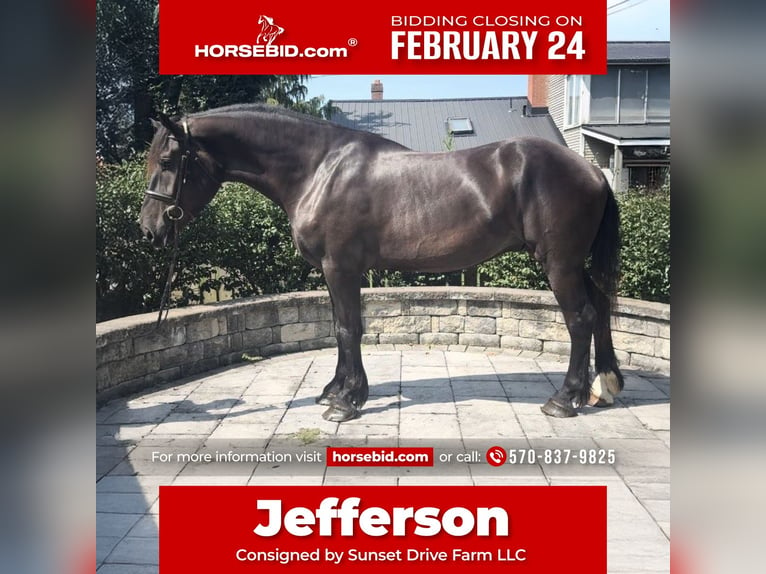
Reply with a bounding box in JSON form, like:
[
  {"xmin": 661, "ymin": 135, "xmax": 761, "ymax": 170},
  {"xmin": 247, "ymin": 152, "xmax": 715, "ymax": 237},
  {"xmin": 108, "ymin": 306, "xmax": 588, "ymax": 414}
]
[
  {"xmin": 97, "ymin": 159, "xmax": 167, "ymax": 321},
  {"xmin": 478, "ymin": 252, "xmax": 550, "ymax": 291},
  {"xmin": 96, "ymin": 157, "xmax": 319, "ymax": 322},
  {"xmin": 97, "ymin": 157, "xmax": 669, "ymax": 321},
  {"xmin": 615, "ymin": 188, "xmax": 670, "ymax": 302}
]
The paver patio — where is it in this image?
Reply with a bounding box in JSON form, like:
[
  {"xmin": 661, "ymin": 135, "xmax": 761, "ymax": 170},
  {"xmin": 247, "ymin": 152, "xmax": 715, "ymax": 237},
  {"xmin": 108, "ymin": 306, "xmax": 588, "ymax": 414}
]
[{"xmin": 97, "ymin": 345, "xmax": 670, "ymax": 573}]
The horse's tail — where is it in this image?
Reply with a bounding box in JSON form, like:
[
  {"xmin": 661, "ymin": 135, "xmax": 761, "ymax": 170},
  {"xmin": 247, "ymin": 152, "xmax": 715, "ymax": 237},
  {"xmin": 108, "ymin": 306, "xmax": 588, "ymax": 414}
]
[
  {"xmin": 589, "ymin": 182, "xmax": 621, "ymax": 301},
  {"xmin": 585, "ymin": 180, "xmax": 624, "ymax": 404}
]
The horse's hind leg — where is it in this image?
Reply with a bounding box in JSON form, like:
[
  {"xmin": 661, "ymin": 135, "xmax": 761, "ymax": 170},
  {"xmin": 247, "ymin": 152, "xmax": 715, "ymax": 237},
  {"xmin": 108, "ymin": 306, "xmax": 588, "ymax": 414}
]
[
  {"xmin": 318, "ymin": 265, "xmax": 369, "ymax": 422},
  {"xmin": 584, "ymin": 274, "xmax": 624, "ymax": 407},
  {"xmin": 541, "ymin": 265, "xmax": 596, "ymax": 418}
]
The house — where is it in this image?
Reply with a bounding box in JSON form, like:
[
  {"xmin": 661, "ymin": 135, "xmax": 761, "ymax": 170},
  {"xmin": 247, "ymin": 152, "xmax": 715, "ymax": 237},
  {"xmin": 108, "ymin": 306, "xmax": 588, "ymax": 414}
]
[
  {"xmin": 531, "ymin": 41, "xmax": 670, "ymax": 192},
  {"xmin": 330, "ymin": 81, "xmax": 564, "ymax": 153}
]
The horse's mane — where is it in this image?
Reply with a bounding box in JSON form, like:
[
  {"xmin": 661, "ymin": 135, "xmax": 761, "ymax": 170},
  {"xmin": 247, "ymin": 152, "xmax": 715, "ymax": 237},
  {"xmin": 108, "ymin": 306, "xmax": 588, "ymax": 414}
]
[
  {"xmin": 191, "ymin": 103, "xmax": 333, "ymax": 128},
  {"xmin": 192, "ymin": 103, "xmax": 401, "ymax": 146},
  {"xmin": 148, "ymin": 102, "xmax": 407, "ymax": 161}
]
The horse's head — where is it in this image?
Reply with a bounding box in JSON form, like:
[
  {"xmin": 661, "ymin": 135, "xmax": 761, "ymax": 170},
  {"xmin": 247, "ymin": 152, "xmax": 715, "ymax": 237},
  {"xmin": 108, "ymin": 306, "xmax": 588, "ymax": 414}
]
[{"xmin": 140, "ymin": 114, "xmax": 221, "ymax": 247}]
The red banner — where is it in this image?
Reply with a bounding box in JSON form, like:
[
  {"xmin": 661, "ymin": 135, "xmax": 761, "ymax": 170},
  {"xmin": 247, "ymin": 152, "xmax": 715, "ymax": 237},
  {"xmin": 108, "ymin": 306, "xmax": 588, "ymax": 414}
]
[
  {"xmin": 160, "ymin": 486, "xmax": 606, "ymax": 573},
  {"xmin": 326, "ymin": 447, "xmax": 434, "ymax": 467},
  {"xmin": 159, "ymin": 0, "xmax": 606, "ymax": 75}
]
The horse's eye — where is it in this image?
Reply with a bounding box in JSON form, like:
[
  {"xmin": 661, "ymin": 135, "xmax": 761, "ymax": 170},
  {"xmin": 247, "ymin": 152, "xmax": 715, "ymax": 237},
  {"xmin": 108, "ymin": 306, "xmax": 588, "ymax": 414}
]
[{"xmin": 159, "ymin": 158, "xmax": 172, "ymax": 170}]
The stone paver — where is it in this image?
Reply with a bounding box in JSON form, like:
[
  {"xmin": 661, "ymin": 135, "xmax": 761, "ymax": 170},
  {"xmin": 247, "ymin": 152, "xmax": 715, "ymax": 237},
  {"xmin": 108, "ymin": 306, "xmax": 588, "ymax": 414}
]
[{"xmin": 97, "ymin": 345, "xmax": 670, "ymax": 572}]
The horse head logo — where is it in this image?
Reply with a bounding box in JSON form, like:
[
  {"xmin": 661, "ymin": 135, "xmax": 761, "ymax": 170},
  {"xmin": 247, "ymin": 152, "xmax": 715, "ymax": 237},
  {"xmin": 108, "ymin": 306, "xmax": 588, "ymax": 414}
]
[{"xmin": 257, "ymin": 15, "xmax": 285, "ymax": 46}]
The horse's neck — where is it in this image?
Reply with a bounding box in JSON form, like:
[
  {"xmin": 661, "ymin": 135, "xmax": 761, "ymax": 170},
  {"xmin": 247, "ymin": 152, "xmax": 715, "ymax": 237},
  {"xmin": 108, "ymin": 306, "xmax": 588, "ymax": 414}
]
[{"xmin": 193, "ymin": 113, "xmax": 335, "ymax": 213}]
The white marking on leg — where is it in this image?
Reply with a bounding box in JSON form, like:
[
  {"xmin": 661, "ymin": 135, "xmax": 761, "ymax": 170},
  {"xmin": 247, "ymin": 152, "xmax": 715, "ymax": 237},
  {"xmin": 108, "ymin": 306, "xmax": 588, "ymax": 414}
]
[
  {"xmin": 588, "ymin": 373, "xmax": 615, "ymax": 406},
  {"xmin": 602, "ymin": 371, "xmax": 621, "ymax": 397}
]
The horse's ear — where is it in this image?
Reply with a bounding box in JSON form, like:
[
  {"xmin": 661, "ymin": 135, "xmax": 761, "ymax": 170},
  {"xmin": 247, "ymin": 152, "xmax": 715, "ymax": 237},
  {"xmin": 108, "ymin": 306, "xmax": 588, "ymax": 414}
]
[
  {"xmin": 157, "ymin": 112, "xmax": 186, "ymax": 141},
  {"xmin": 150, "ymin": 118, "xmax": 161, "ymax": 131}
]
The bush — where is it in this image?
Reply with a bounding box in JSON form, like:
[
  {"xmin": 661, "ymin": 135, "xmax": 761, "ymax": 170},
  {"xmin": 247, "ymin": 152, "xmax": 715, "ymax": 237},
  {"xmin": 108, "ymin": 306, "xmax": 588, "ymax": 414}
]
[
  {"xmin": 363, "ymin": 270, "xmax": 465, "ymax": 288},
  {"xmin": 478, "ymin": 251, "xmax": 549, "ymax": 291},
  {"xmin": 96, "ymin": 156, "xmax": 320, "ymax": 322},
  {"xmin": 203, "ymin": 187, "xmax": 322, "ymax": 297},
  {"xmin": 616, "ymin": 188, "xmax": 670, "ymax": 302},
  {"xmin": 97, "ymin": 159, "xmax": 168, "ymax": 321}
]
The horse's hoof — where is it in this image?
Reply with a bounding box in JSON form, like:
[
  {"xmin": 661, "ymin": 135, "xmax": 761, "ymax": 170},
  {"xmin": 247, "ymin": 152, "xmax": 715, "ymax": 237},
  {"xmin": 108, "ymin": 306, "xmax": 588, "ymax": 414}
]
[
  {"xmin": 315, "ymin": 392, "xmax": 335, "ymax": 406},
  {"xmin": 322, "ymin": 404, "xmax": 360, "ymax": 422},
  {"xmin": 541, "ymin": 399, "xmax": 577, "ymax": 418},
  {"xmin": 587, "ymin": 372, "xmax": 619, "ymax": 407},
  {"xmin": 587, "ymin": 392, "xmax": 613, "ymax": 408}
]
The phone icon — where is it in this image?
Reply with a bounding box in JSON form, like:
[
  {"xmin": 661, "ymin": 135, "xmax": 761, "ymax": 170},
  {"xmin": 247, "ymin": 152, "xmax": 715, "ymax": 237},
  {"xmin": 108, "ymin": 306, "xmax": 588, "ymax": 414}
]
[{"xmin": 486, "ymin": 446, "xmax": 506, "ymax": 467}]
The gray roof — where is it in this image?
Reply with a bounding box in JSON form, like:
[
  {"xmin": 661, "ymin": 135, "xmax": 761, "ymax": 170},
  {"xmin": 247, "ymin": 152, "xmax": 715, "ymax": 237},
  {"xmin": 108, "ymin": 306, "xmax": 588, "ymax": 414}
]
[
  {"xmin": 330, "ymin": 97, "xmax": 565, "ymax": 152},
  {"xmin": 607, "ymin": 41, "xmax": 670, "ymax": 63},
  {"xmin": 584, "ymin": 123, "xmax": 670, "ymax": 141}
]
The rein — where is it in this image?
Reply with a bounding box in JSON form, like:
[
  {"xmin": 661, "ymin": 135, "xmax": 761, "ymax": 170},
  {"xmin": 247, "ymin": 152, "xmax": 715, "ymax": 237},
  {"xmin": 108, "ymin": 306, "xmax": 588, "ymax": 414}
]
[
  {"xmin": 145, "ymin": 119, "xmax": 222, "ymax": 329},
  {"xmin": 154, "ymin": 216, "xmax": 181, "ymax": 329}
]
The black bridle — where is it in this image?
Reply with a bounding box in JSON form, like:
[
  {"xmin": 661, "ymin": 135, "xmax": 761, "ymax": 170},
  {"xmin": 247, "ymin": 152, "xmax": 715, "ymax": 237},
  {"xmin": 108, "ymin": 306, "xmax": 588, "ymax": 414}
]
[
  {"xmin": 144, "ymin": 119, "xmax": 221, "ymax": 221},
  {"xmin": 144, "ymin": 118, "xmax": 222, "ymax": 328}
]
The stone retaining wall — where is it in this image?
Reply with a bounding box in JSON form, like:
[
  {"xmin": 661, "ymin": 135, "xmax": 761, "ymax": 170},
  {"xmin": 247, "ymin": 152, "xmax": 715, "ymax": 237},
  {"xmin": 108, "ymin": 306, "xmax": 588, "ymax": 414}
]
[{"xmin": 97, "ymin": 287, "xmax": 669, "ymax": 401}]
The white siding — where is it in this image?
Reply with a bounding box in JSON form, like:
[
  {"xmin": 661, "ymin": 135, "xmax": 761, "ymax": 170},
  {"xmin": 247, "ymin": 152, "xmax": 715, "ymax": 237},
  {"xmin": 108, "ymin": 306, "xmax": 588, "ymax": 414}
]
[
  {"xmin": 548, "ymin": 75, "xmax": 566, "ymax": 134},
  {"xmin": 549, "ymin": 75, "xmax": 583, "ymax": 153},
  {"xmin": 584, "ymin": 137, "xmax": 613, "ymax": 168},
  {"xmin": 562, "ymin": 128, "xmax": 581, "ymax": 153}
]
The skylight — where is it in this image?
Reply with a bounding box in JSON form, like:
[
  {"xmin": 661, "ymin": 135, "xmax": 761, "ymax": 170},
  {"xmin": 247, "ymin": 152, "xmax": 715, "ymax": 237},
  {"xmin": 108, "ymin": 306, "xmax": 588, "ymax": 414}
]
[{"xmin": 446, "ymin": 117, "xmax": 474, "ymax": 135}]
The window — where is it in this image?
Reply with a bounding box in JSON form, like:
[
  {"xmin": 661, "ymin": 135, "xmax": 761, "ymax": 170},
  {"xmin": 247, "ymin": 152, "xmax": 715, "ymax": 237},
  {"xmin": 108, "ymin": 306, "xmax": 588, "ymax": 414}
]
[
  {"xmin": 590, "ymin": 68, "xmax": 619, "ymax": 122},
  {"xmin": 619, "ymin": 68, "xmax": 647, "ymax": 123},
  {"xmin": 565, "ymin": 75, "xmax": 581, "ymax": 126},
  {"xmin": 446, "ymin": 117, "xmax": 474, "ymax": 135},
  {"xmin": 587, "ymin": 65, "xmax": 670, "ymax": 124},
  {"xmin": 647, "ymin": 67, "xmax": 670, "ymax": 120}
]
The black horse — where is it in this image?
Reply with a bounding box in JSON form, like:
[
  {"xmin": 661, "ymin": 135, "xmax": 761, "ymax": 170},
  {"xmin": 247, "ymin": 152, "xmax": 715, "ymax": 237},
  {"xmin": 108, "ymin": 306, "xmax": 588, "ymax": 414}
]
[{"xmin": 140, "ymin": 104, "xmax": 624, "ymax": 422}]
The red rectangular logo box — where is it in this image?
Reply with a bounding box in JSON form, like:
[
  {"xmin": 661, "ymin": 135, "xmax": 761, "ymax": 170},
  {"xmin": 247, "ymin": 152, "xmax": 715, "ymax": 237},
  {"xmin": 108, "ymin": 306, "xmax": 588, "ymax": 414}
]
[
  {"xmin": 159, "ymin": 0, "xmax": 606, "ymax": 75},
  {"xmin": 160, "ymin": 485, "xmax": 606, "ymax": 573},
  {"xmin": 326, "ymin": 447, "xmax": 434, "ymax": 466}
]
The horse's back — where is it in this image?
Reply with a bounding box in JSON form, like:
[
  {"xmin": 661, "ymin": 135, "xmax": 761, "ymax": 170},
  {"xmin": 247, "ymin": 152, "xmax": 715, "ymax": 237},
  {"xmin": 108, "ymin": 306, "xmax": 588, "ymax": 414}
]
[{"xmin": 497, "ymin": 136, "xmax": 605, "ymax": 188}]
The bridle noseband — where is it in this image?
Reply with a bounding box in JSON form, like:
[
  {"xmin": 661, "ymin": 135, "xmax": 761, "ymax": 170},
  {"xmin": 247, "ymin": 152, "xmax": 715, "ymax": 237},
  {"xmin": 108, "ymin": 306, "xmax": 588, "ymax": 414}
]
[{"xmin": 144, "ymin": 119, "xmax": 221, "ymax": 221}]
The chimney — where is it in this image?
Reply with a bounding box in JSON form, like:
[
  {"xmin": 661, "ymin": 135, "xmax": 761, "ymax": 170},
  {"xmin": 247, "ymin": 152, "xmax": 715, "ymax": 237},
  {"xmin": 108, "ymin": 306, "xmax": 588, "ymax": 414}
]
[
  {"xmin": 527, "ymin": 75, "xmax": 549, "ymax": 112},
  {"xmin": 371, "ymin": 79, "xmax": 383, "ymax": 100}
]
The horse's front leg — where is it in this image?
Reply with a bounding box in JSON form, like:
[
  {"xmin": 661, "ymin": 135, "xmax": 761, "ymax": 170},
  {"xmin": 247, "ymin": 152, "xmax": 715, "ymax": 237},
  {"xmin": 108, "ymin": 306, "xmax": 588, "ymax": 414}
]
[
  {"xmin": 315, "ymin": 286, "xmax": 343, "ymax": 407},
  {"xmin": 318, "ymin": 265, "xmax": 369, "ymax": 422}
]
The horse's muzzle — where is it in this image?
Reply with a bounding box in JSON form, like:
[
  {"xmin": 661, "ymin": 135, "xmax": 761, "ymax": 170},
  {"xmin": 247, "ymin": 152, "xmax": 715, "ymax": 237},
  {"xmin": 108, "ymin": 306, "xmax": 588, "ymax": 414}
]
[{"xmin": 142, "ymin": 226, "xmax": 168, "ymax": 247}]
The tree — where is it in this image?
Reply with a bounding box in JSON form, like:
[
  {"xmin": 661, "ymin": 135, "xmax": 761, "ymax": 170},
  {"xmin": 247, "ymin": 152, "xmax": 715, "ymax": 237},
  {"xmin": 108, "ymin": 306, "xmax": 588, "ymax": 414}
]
[
  {"xmin": 97, "ymin": 0, "xmax": 158, "ymax": 161},
  {"xmin": 97, "ymin": 0, "xmax": 332, "ymax": 161}
]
